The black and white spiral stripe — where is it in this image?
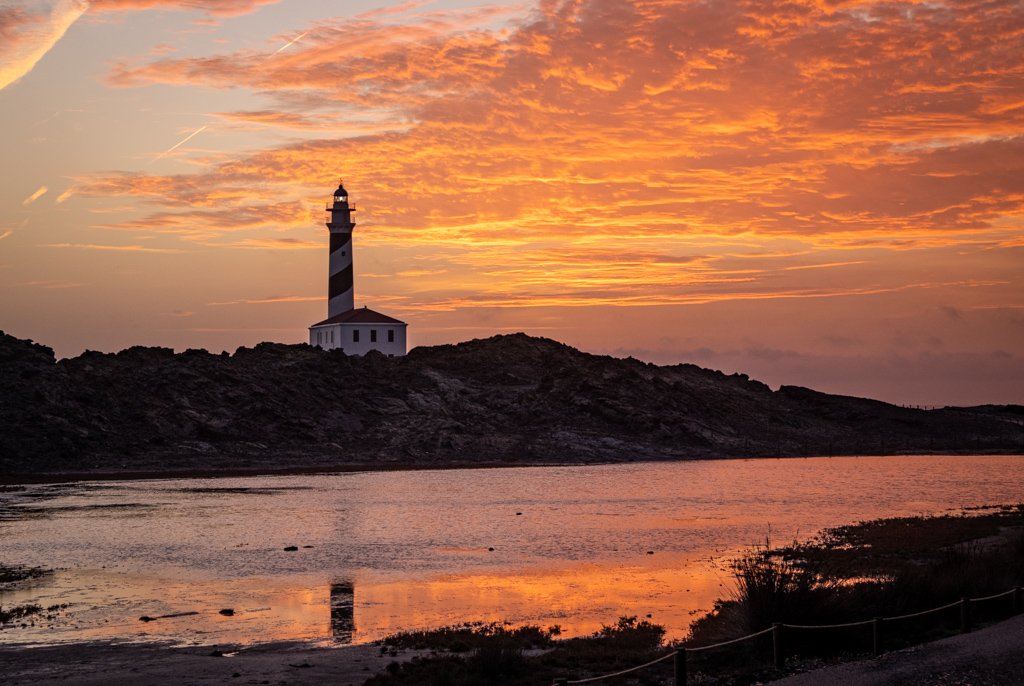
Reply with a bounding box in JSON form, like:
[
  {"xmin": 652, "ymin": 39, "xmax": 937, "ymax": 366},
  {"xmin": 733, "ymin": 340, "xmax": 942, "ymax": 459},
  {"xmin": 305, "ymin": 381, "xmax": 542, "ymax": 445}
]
[{"xmin": 327, "ymin": 204, "xmax": 355, "ymax": 317}]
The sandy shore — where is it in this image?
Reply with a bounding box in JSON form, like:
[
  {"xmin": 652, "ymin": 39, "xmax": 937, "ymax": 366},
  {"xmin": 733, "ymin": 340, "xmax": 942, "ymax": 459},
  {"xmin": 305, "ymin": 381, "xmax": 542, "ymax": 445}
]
[{"xmin": 0, "ymin": 640, "xmax": 425, "ymax": 686}]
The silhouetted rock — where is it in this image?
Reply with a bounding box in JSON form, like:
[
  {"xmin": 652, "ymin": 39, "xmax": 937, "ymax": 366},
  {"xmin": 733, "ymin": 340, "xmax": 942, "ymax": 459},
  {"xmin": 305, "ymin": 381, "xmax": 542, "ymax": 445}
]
[{"xmin": 0, "ymin": 330, "xmax": 1020, "ymax": 474}]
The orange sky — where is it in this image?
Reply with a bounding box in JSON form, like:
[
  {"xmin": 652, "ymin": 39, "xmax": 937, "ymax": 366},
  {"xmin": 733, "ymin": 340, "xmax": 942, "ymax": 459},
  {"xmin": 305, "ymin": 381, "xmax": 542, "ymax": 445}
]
[{"xmin": 1, "ymin": 0, "xmax": 1022, "ymax": 405}]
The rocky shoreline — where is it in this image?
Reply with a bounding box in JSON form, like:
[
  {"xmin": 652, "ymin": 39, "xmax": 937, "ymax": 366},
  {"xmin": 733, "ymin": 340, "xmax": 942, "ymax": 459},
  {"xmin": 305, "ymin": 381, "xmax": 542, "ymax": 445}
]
[{"xmin": 2, "ymin": 330, "xmax": 1021, "ymax": 475}]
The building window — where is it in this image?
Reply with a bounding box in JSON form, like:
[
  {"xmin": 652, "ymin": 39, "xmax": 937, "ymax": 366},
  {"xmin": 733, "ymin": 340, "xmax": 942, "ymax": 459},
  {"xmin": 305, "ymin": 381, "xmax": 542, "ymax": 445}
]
[
  {"xmin": 370, "ymin": 329, "xmax": 377, "ymax": 343},
  {"xmin": 353, "ymin": 329, "xmax": 359, "ymax": 343},
  {"xmin": 330, "ymin": 329, "xmax": 334, "ymax": 344},
  {"xmin": 317, "ymin": 331, "xmax": 321, "ymax": 345},
  {"xmin": 388, "ymin": 329, "xmax": 394, "ymax": 343},
  {"xmin": 341, "ymin": 251, "xmax": 346, "ymax": 256}
]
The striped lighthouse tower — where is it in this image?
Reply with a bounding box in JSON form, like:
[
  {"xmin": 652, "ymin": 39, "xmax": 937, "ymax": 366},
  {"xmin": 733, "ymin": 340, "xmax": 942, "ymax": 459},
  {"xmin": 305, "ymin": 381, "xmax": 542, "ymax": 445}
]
[
  {"xmin": 327, "ymin": 181, "xmax": 356, "ymax": 317},
  {"xmin": 309, "ymin": 181, "xmax": 408, "ymax": 355}
]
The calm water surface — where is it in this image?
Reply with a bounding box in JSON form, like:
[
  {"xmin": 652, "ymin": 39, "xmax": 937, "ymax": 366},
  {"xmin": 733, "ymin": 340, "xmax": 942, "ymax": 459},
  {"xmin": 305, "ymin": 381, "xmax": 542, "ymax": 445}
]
[{"xmin": 1, "ymin": 455, "xmax": 1022, "ymax": 647}]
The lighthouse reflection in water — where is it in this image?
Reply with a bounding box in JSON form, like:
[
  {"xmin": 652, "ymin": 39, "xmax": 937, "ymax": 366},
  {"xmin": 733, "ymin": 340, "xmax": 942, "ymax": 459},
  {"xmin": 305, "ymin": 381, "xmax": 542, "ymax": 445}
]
[{"xmin": 330, "ymin": 581, "xmax": 355, "ymax": 643}]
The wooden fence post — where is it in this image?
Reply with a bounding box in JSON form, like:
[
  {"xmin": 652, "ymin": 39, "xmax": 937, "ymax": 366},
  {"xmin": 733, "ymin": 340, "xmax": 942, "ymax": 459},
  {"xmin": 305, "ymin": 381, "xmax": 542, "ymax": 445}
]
[
  {"xmin": 1014, "ymin": 586, "xmax": 1022, "ymax": 615},
  {"xmin": 674, "ymin": 647, "xmax": 686, "ymax": 686},
  {"xmin": 773, "ymin": 623, "xmax": 784, "ymax": 669},
  {"xmin": 960, "ymin": 598, "xmax": 971, "ymax": 634},
  {"xmin": 873, "ymin": 617, "xmax": 884, "ymax": 656}
]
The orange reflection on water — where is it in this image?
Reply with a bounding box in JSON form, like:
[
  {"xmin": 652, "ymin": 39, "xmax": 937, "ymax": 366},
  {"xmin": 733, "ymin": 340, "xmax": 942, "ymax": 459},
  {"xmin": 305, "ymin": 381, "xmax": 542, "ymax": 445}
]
[
  {"xmin": 356, "ymin": 560, "xmax": 731, "ymax": 642},
  {"xmin": 0, "ymin": 571, "xmax": 334, "ymax": 647},
  {"xmin": 1, "ymin": 561, "xmax": 731, "ymax": 646}
]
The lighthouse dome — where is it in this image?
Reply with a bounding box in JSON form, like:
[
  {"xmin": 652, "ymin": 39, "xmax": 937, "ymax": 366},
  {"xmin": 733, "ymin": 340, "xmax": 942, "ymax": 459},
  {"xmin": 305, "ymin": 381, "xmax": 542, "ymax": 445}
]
[{"xmin": 333, "ymin": 183, "xmax": 348, "ymax": 203}]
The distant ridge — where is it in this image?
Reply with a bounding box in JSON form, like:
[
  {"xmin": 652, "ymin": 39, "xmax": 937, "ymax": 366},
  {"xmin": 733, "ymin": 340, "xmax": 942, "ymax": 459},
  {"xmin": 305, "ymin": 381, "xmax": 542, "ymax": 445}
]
[{"xmin": 0, "ymin": 331, "xmax": 1021, "ymax": 475}]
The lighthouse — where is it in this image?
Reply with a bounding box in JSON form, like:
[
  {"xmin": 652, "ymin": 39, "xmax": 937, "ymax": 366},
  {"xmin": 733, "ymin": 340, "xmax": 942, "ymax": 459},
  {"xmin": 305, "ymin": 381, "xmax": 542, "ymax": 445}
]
[
  {"xmin": 308, "ymin": 181, "xmax": 408, "ymax": 356},
  {"xmin": 326, "ymin": 181, "xmax": 356, "ymax": 316}
]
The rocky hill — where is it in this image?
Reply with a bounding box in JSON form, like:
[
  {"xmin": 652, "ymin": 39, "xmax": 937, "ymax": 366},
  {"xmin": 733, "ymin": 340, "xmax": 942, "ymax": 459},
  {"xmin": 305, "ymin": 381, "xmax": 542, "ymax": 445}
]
[{"xmin": 0, "ymin": 331, "xmax": 1021, "ymax": 475}]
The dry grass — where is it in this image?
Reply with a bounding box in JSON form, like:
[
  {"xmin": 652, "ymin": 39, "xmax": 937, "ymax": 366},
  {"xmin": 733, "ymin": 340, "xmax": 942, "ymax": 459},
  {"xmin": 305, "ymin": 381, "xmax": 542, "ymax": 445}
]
[{"xmin": 689, "ymin": 507, "xmax": 1024, "ymax": 660}]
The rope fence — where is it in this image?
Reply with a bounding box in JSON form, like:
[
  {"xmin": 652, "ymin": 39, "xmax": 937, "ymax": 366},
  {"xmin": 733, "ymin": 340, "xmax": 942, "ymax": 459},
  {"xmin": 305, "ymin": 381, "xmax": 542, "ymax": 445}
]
[
  {"xmin": 879, "ymin": 599, "xmax": 962, "ymax": 622},
  {"xmin": 686, "ymin": 625, "xmax": 774, "ymax": 652},
  {"xmin": 552, "ymin": 585, "xmax": 1024, "ymax": 686},
  {"xmin": 564, "ymin": 650, "xmax": 675, "ymax": 684},
  {"xmin": 783, "ymin": 618, "xmax": 874, "ymax": 630}
]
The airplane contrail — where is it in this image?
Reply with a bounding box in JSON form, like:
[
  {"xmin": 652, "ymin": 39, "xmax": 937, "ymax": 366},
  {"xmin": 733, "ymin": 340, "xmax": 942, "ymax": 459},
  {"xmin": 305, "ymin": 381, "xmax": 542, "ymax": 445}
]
[
  {"xmin": 273, "ymin": 32, "xmax": 308, "ymax": 55},
  {"xmin": 150, "ymin": 125, "xmax": 207, "ymax": 164}
]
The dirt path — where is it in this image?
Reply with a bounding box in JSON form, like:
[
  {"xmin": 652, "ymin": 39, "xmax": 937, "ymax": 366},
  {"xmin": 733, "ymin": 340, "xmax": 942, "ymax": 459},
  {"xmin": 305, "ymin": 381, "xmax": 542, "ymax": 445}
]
[
  {"xmin": 0, "ymin": 640, "xmax": 421, "ymax": 686},
  {"xmin": 773, "ymin": 613, "xmax": 1024, "ymax": 686}
]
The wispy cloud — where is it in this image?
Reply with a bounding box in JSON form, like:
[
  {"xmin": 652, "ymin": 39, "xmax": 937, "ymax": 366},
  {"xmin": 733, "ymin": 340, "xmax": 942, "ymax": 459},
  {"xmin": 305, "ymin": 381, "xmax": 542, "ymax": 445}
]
[
  {"xmin": 89, "ymin": 0, "xmax": 282, "ymax": 17},
  {"xmin": 16, "ymin": 279, "xmax": 84, "ymax": 289},
  {"xmin": 41, "ymin": 243, "xmax": 182, "ymax": 252},
  {"xmin": 205, "ymin": 237, "xmax": 321, "ymax": 249},
  {"xmin": 783, "ymin": 261, "xmax": 868, "ymax": 271},
  {"xmin": 207, "ymin": 295, "xmax": 321, "ymax": 305},
  {"xmin": 403, "ymin": 280, "xmax": 1006, "ymax": 312},
  {"xmin": 0, "ymin": 0, "xmax": 285, "ymax": 91},
  {"xmin": 0, "ymin": 1, "xmax": 88, "ymax": 92},
  {"xmin": 210, "ymin": 110, "xmax": 395, "ymax": 133},
  {"xmin": 22, "ymin": 185, "xmax": 48, "ymax": 205}
]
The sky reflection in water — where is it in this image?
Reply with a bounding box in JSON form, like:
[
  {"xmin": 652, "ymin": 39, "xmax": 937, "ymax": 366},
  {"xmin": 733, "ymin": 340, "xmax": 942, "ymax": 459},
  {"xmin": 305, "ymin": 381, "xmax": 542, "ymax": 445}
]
[{"xmin": 1, "ymin": 455, "xmax": 1022, "ymax": 647}]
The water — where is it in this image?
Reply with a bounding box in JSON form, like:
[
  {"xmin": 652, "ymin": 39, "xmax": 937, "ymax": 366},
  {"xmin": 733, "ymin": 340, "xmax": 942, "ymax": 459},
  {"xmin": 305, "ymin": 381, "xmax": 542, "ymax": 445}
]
[{"xmin": 1, "ymin": 455, "xmax": 1022, "ymax": 647}]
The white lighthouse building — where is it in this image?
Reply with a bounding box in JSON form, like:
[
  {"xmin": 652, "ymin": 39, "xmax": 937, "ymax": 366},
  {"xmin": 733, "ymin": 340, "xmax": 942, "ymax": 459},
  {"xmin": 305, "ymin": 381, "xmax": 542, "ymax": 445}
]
[{"xmin": 308, "ymin": 182, "xmax": 408, "ymax": 356}]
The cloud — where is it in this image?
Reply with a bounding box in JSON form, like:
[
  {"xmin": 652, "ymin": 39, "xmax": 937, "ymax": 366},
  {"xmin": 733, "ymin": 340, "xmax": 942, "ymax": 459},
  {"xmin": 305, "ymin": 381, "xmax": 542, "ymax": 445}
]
[
  {"xmin": 22, "ymin": 185, "xmax": 48, "ymax": 205},
  {"xmin": 88, "ymin": 0, "xmax": 280, "ymax": 18},
  {"xmin": 87, "ymin": 200, "xmax": 313, "ymax": 236},
  {"xmin": 66, "ymin": 0, "xmax": 1024, "ymax": 311},
  {"xmin": 206, "ymin": 295, "xmax": 320, "ymax": 305},
  {"xmin": 0, "ymin": 1, "xmax": 88, "ymax": 92},
  {"xmin": 205, "ymin": 237, "xmax": 322, "ymax": 249},
  {"xmin": 41, "ymin": 242, "xmax": 182, "ymax": 252},
  {"xmin": 784, "ymin": 261, "xmax": 867, "ymax": 271},
  {"xmin": 211, "ymin": 110, "xmax": 396, "ymax": 134},
  {"xmin": 397, "ymin": 280, "xmax": 999, "ymax": 312},
  {"xmin": 0, "ymin": 0, "xmax": 283, "ymax": 93},
  {"xmin": 15, "ymin": 279, "xmax": 84, "ymax": 288},
  {"xmin": 0, "ymin": 230, "xmax": 12, "ymax": 240}
]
